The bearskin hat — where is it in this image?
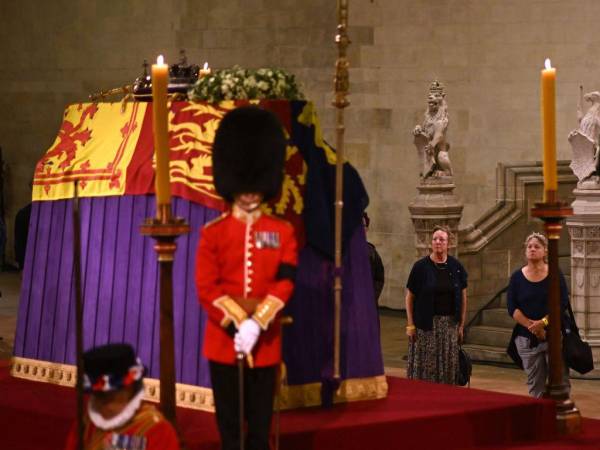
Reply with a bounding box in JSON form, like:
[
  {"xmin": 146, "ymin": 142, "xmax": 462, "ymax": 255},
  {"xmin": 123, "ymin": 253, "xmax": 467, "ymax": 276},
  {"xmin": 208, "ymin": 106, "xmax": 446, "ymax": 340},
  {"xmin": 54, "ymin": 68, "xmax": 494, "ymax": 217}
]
[
  {"xmin": 212, "ymin": 106, "xmax": 286, "ymax": 203},
  {"xmin": 82, "ymin": 343, "xmax": 145, "ymax": 393}
]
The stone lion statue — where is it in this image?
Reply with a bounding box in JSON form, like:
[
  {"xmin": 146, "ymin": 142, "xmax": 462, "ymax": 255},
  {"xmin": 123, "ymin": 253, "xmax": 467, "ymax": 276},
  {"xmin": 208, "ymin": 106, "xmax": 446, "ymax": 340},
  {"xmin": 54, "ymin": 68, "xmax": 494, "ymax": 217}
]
[{"xmin": 413, "ymin": 80, "xmax": 452, "ymax": 180}]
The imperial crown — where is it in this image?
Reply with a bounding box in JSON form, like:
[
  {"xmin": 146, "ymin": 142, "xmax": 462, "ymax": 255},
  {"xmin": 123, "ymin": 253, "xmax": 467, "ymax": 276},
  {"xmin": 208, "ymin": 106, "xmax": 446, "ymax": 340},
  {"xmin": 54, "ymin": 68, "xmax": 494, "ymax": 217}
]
[{"xmin": 133, "ymin": 49, "xmax": 200, "ymax": 100}]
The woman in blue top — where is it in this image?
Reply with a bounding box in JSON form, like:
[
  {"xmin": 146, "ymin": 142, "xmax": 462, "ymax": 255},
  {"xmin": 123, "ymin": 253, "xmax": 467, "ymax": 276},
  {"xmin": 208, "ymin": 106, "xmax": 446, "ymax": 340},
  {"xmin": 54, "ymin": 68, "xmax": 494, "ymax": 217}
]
[
  {"xmin": 405, "ymin": 225, "xmax": 468, "ymax": 384},
  {"xmin": 507, "ymin": 232, "xmax": 569, "ymax": 397}
]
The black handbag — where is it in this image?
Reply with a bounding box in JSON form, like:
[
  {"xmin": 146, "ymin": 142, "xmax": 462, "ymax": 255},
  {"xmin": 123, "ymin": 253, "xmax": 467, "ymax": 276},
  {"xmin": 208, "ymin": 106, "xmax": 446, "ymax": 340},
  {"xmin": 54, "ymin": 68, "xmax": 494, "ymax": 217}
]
[
  {"xmin": 563, "ymin": 302, "xmax": 594, "ymax": 375},
  {"xmin": 457, "ymin": 346, "xmax": 472, "ymax": 386}
]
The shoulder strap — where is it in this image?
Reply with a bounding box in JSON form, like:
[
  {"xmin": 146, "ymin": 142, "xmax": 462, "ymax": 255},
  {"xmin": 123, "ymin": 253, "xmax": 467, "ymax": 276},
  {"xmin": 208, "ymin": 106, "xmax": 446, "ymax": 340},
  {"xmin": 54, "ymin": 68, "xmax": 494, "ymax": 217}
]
[
  {"xmin": 568, "ymin": 301, "xmax": 579, "ymax": 333},
  {"xmin": 203, "ymin": 212, "xmax": 229, "ymax": 229}
]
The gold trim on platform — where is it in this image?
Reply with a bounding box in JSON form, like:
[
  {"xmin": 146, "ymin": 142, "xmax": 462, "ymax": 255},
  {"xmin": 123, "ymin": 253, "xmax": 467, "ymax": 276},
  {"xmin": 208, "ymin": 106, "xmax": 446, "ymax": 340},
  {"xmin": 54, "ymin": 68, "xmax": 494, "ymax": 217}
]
[
  {"xmin": 334, "ymin": 374, "xmax": 389, "ymax": 403},
  {"xmin": 11, "ymin": 357, "xmax": 388, "ymax": 412},
  {"xmin": 11, "ymin": 356, "xmax": 78, "ymax": 387},
  {"xmin": 279, "ymin": 374, "xmax": 389, "ymax": 410},
  {"xmin": 11, "ymin": 356, "xmax": 215, "ymax": 412},
  {"xmin": 143, "ymin": 377, "xmax": 215, "ymax": 412}
]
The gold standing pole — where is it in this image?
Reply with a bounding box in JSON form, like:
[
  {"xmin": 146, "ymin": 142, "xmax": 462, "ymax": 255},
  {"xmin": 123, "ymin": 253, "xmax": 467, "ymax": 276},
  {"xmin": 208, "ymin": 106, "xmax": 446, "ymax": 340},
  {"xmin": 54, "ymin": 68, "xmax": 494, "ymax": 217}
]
[
  {"xmin": 140, "ymin": 205, "xmax": 189, "ymax": 428},
  {"xmin": 332, "ymin": 0, "xmax": 350, "ymax": 380},
  {"xmin": 531, "ymin": 201, "xmax": 581, "ymax": 436}
]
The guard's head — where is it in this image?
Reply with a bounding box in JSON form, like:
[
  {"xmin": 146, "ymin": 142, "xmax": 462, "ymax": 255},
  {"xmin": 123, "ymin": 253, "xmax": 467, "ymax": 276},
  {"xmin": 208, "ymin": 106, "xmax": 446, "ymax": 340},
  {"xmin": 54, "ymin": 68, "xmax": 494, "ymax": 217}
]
[
  {"xmin": 83, "ymin": 343, "xmax": 145, "ymax": 395},
  {"xmin": 212, "ymin": 106, "xmax": 286, "ymax": 203}
]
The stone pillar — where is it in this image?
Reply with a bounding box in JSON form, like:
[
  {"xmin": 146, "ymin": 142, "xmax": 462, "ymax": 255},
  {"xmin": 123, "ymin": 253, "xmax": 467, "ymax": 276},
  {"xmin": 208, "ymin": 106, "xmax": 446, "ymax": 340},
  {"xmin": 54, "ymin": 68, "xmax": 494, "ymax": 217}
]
[
  {"xmin": 408, "ymin": 177, "xmax": 463, "ymax": 257},
  {"xmin": 566, "ymin": 188, "xmax": 600, "ymax": 378}
]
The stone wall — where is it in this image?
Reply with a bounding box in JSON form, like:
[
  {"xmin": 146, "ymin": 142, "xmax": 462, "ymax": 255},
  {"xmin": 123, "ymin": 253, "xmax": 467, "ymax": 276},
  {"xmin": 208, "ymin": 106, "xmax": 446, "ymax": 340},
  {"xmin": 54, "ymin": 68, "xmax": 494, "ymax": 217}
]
[
  {"xmin": 1, "ymin": 1, "xmax": 597, "ymax": 310},
  {"xmin": 356, "ymin": 0, "xmax": 600, "ymax": 309}
]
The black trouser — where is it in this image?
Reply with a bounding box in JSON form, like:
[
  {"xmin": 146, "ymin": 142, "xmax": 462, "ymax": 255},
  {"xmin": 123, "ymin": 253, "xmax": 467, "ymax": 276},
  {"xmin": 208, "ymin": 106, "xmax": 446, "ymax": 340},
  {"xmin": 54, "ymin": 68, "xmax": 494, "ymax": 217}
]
[{"xmin": 209, "ymin": 361, "xmax": 277, "ymax": 450}]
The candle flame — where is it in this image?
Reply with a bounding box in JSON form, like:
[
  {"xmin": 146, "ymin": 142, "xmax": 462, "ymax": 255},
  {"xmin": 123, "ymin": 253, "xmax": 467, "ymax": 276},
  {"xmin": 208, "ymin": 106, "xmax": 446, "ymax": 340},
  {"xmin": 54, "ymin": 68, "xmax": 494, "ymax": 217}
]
[
  {"xmin": 544, "ymin": 58, "xmax": 552, "ymax": 70},
  {"xmin": 203, "ymin": 62, "xmax": 209, "ymax": 70},
  {"xmin": 157, "ymin": 55, "xmax": 164, "ymax": 65}
]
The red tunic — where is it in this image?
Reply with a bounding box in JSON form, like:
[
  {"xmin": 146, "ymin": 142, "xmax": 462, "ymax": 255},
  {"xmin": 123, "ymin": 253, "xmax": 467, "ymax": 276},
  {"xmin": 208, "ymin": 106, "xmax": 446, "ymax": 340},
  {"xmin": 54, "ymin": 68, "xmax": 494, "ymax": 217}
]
[
  {"xmin": 195, "ymin": 208, "xmax": 298, "ymax": 366},
  {"xmin": 64, "ymin": 403, "xmax": 179, "ymax": 450}
]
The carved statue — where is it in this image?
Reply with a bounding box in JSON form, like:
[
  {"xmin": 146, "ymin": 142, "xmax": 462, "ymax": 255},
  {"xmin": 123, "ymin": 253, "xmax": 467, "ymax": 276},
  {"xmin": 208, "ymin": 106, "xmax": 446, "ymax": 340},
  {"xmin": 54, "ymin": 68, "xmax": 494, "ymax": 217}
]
[
  {"xmin": 569, "ymin": 86, "xmax": 600, "ymax": 186},
  {"xmin": 413, "ymin": 80, "xmax": 452, "ymax": 180}
]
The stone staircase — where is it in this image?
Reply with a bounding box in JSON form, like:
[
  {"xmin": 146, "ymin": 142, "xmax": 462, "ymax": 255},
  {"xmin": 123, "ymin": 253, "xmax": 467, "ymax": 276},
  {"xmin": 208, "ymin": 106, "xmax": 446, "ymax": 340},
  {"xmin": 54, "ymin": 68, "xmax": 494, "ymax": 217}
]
[
  {"xmin": 463, "ymin": 287, "xmax": 515, "ymax": 365},
  {"xmin": 463, "ymin": 255, "xmax": 571, "ymax": 366}
]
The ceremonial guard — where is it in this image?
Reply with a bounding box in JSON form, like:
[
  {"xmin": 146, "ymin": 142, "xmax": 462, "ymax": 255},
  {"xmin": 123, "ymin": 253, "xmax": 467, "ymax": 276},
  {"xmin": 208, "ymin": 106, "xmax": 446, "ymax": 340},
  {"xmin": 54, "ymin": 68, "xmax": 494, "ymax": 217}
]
[
  {"xmin": 64, "ymin": 343, "xmax": 179, "ymax": 450},
  {"xmin": 196, "ymin": 106, "xmax": 298, "ymax": 450}
]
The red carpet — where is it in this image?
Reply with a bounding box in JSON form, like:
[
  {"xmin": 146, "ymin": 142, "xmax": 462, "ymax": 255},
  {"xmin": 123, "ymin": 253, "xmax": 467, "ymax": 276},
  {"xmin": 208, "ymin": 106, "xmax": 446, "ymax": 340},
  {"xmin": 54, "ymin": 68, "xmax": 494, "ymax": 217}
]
[
  {"xmin": 484, "ymin": 418, "xmax": 600, "ymax": 449},
  {"xmin": 1, "ymin": 362, "xmax": 599, "ymax": 449}
]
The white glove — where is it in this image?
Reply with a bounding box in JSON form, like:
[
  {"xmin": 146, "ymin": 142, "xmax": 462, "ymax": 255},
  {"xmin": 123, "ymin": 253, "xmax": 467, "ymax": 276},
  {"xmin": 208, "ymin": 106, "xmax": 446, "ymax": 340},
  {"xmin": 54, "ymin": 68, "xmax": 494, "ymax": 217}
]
[{"xmin": 234, "ymin": 319, "xmax": 261, "ymax": 355}]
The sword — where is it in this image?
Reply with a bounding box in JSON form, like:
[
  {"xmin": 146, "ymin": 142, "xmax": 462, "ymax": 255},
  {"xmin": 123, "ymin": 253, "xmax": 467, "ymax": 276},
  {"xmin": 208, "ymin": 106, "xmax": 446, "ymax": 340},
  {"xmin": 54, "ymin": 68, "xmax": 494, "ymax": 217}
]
[{"xmin": 237, "ymin": 352, "xmax": 245, "ymax": 450}]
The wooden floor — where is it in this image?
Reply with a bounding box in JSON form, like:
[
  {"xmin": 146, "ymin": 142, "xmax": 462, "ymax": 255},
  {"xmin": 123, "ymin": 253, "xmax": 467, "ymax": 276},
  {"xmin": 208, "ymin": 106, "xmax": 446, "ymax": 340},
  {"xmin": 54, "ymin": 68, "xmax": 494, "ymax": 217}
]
[{"xmin": 379, "ymin": 307, "xmax": 600, "ymax": 419}]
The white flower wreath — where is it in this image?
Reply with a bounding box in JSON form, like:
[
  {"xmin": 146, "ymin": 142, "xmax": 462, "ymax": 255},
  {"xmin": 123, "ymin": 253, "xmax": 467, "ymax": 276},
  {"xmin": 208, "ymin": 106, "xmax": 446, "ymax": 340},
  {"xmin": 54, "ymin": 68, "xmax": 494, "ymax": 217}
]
[{"xmin": 188, "ymin": 66, "xmax": 304, "ymax": 102}]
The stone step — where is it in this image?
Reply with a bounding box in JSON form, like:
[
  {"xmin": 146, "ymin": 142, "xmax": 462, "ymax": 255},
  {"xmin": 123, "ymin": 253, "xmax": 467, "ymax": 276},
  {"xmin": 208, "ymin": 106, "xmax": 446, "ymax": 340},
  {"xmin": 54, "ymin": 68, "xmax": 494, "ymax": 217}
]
[
  {"xmin": 465, "ymin": 325, "xmax": 512, "ymax": 348},
  {"xmin": 487, "ymin": 292, "xmax": 507, "ymax": 309},
  {"xmin": 462, "ymin": 344, "xmax": 515, "ymax": 365},
  {"xmin": 497, "ymin": 293, "xmax": 507, "ymax": 308},
  {"xmin": 479, "ymin": 307, "xmax": 515, "ymax": 328}
]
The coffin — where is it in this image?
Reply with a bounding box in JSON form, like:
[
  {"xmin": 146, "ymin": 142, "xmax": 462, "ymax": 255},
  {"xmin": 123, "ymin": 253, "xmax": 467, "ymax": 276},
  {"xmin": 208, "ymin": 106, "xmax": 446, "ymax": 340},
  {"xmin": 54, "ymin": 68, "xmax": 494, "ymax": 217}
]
[{"xmin": 12, "ymin": 100, "xmax": 387, "ymax": 410}]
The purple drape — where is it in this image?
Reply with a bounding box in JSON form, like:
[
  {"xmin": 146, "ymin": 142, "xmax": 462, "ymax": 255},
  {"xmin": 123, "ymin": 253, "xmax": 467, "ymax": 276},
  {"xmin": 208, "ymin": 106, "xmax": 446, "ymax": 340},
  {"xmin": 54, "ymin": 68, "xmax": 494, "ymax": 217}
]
[
  {"xmin": 283, "ymin": 227, "xmax": 383, "ymax": 384},
  {"xmin": 14, "ymin": 195, "xmax": 383, "ymax": 389}
]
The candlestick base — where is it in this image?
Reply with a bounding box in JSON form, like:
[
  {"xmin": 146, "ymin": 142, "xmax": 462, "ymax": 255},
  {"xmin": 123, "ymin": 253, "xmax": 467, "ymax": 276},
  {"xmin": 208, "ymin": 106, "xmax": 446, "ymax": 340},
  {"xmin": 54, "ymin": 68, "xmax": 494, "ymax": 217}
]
[
  {"xmin": 545, "ymin": 382, "xmax": 582, "ymax": 435},
  {"xmin": 140, "ymin": 213, "xmax": 190, "ymax": 428},
  {"xmin": 141, "ymin": 215, "xmax": 190, "ymax": 240},
  {"xmin": 531, "ymin": 201, "xmax": 573, "ymax": 218},
  {"xmin": 556, "ymin": 399, "xmax": 582, "ymax": 436}
]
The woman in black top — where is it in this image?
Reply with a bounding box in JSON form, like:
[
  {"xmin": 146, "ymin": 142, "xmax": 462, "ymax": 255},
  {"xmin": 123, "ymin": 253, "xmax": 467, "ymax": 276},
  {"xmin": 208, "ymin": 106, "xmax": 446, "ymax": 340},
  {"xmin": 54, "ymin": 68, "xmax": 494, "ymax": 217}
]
[
  {"xmin": 507, "ymin": 232, "xmax": 569, "ymax": 397},
  {"xmin": 405, "ymin": 225, "xmax": 468, "ymax": 384}
]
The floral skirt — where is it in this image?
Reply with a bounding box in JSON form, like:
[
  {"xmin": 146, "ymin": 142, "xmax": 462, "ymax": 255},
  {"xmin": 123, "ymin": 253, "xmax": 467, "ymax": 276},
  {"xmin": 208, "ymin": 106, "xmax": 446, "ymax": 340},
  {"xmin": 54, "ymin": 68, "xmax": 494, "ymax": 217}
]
[{"xmin": 407, "ymin": 315, "xmax": 459, "ymax": 385}]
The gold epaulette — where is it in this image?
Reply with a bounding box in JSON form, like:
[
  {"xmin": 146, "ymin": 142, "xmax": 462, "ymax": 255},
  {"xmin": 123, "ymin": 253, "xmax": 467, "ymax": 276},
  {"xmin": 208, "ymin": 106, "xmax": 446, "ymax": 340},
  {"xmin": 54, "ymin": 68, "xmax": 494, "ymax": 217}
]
[
  {"xmin": 253, "ymin": 295, "xmax": 285, "ymax": 330},
  {"xmin": 203, "ymin": 212, "xmax": 229, "ymax": 229}
]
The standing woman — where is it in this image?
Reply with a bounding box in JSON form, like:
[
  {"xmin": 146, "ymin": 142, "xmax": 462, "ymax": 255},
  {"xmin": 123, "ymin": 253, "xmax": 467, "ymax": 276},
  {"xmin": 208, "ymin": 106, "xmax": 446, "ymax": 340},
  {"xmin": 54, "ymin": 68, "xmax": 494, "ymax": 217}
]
[
  {"xmin": 507, "ymin": 232, "xmax": 569, "ymax": 398},
  {"xmin": 405, "ymin": 225, "xmax": 468, "ymax": 384}
]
